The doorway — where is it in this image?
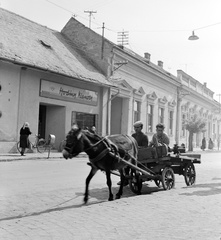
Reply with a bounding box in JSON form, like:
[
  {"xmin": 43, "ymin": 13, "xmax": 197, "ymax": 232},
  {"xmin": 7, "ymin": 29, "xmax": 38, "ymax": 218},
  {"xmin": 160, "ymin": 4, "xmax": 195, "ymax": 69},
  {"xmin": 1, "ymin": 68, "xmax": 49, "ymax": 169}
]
[
  {"xmin": 110, "ymin": 97, "xmax": 122, "ymax": 134},
  {"xmin": 39, "ymin": 105, "xmax": 46, "ymax": 138}
]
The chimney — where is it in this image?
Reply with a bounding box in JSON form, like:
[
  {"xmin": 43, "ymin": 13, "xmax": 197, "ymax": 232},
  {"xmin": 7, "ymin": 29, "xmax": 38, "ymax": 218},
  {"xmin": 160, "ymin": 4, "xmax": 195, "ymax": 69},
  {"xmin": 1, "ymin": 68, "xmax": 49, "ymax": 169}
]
[
  {"xmin": 158, "ymin": 60, "xmax": 163, "ymax": 68},
  {"xmin": 144, "ymin": 52, "xmax": 151, "ymax": 62},
  {"xmin": 204, "ymin": 82, "xmax": 207, "ymax": 87}
]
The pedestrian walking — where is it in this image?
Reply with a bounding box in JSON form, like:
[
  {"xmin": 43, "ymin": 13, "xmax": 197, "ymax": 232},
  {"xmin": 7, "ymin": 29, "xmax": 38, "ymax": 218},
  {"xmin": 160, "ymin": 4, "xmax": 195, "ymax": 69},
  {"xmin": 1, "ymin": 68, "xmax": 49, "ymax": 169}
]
[
  {"xmin": 201, "ymin": 137, "xmax": 206, "ymax": 151},
  {"xmin": 208, "ymin": 138, "xmax": 214, "ymax": 150},
  {"xmin": 19, "ymin": 122, "xmax": 32, "ymax": 156}
]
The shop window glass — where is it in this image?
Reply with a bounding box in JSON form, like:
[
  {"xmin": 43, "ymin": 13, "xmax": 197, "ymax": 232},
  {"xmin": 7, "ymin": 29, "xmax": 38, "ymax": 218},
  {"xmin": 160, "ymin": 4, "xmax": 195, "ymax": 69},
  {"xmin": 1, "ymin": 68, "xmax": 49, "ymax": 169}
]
[{"xmin": 71, "ymin": 111, "xmax": 97, "ymax": 130}]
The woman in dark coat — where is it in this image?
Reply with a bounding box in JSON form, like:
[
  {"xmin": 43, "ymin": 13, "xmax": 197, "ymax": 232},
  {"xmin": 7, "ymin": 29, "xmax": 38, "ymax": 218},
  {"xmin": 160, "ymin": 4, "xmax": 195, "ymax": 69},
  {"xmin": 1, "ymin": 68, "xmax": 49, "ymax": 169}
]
[
  {"xmin": 201, "ymin": 137, "xmax": 206, "ymax": 151},
  {"xmin": 19, "ymin": 122, "xmax": 32, "ymax": 156},
  {"xmin": 208, "ymin": 138, "xmax": 214, "ymax": 150}
]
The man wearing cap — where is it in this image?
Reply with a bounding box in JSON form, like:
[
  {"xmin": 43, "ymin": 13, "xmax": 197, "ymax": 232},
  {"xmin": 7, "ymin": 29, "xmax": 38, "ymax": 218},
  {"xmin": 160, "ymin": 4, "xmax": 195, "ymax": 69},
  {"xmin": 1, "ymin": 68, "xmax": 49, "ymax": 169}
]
[
  {"xmin": 117, "ymin": 120, "xmax": 148, "ymax": 186},
  {"xmin": 132, "ymin": 121, "xmax": 149, "ymax": 148},
  {"xmin": 149, "ymin": 123, "xmax": 170, "ymax": 147}
]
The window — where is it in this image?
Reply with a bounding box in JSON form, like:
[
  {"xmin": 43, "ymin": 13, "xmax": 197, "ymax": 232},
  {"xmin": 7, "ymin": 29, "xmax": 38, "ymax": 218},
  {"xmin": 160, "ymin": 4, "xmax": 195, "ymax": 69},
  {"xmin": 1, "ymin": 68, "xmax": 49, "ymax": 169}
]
[
  {"xmin": 158, "ymin": 107, "xmax": 164, "ymax": 124},
  {"xmin": 134, "ymin": 101, "xmax": 141, "ymax": 122},
  {"xmin": 147, "ymin": 104, "xmax": 153, "ymax": 132},
  {"xmin": 168, "ymin": 110, "xmax": 173, "ymax": 135},
  {"xmin": 71, "ymin": 111, "xmax": 97, "ymax": 130}
]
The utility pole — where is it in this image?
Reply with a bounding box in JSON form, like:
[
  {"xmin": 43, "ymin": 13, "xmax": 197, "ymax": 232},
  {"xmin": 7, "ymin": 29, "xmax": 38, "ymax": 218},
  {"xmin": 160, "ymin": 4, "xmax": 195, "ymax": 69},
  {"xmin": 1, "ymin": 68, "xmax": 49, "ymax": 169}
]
[
  {"xmin": 84, "ymin": 10, "xmax": 97, "ymax": 29},
  {"xmin": 101, "ymin": 22, "xmax": 105, "ymax": 59}
]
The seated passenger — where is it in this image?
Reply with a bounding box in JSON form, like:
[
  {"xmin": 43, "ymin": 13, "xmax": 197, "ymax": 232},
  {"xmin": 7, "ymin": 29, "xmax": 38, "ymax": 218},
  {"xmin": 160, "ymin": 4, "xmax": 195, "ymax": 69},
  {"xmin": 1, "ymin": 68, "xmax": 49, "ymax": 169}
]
[
  {"xmin": 149, "ymin": 123, "xmax": 170, "ymax": 147},
  {"xmin": 132, "ymin": 121, "xmax": 149, "ymax": 148},
  {"xmin": 117, "ymin": 120, "xmax": 148, "ymax": 186}
]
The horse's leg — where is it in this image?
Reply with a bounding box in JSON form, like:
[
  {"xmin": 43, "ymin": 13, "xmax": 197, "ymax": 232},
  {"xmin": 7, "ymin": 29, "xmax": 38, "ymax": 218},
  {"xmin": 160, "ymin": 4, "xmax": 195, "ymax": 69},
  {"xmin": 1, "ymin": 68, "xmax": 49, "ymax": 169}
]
[
  {"xmin": 116, "ymin": 169, "xmax": 125, "ymax": 199},
  {"xmin": 84, "ymin": 166, "xmax": 97, "ymax": 204},
  {"xmin": 106, "ymin": 170, "xmax": 114, "ymax": 201}
]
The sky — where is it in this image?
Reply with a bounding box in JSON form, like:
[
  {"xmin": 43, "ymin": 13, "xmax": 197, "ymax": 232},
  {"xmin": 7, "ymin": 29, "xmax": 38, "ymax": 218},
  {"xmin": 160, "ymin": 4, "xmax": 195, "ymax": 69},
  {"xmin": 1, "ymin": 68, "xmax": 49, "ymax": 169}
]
[{"xmin": 1, "ymin": 0, "xmax": 221, "ymax": 101}]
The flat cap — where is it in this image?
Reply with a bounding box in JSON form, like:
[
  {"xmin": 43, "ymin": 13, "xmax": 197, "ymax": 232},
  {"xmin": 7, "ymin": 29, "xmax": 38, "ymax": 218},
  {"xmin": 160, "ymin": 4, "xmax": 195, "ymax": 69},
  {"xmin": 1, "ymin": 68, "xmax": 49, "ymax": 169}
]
[{"xmin": 133, "ymin": 121, "xmax": 143, "ymax": 127}]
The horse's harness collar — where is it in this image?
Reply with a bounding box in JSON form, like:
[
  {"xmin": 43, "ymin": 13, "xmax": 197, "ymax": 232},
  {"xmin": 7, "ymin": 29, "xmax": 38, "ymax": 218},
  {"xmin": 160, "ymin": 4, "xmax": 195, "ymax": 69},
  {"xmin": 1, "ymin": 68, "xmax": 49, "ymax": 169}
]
[{"xmin": 86, "ymin": 136, "xmax": 122, "ymax": 168}]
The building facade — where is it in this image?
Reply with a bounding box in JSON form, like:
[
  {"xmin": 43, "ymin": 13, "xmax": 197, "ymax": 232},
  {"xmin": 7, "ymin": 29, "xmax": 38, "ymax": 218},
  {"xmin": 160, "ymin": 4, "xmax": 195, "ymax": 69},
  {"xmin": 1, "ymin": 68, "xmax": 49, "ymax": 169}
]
[
  {"xmin": 1, "ymin": 8, "xmax": 220, "ymax": 153},
  {"xmin": 61, "ymin": 17, "xmax": 221, "ymax": 148},
  {"xmin": 0, "ymin": 8, "xmax": 111, "ymax": 152}
]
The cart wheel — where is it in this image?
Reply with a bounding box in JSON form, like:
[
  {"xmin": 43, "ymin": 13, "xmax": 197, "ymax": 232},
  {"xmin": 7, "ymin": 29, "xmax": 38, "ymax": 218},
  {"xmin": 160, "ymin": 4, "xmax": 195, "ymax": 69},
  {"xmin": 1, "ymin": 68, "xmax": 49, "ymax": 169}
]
[
  {"xmin": 154, "ymin": 179, "xmax": 162, "ymax": 188},
  {"xmin": 184, "ymin": 163, "xmax": 196, "ymax": 186},
  {"xmin": 129, "ymin": 169, "xmax": 142, "ymax": 194},
  {"xmin": 161, "ymin": 167, "xmax": 175, "ymax": 190}
]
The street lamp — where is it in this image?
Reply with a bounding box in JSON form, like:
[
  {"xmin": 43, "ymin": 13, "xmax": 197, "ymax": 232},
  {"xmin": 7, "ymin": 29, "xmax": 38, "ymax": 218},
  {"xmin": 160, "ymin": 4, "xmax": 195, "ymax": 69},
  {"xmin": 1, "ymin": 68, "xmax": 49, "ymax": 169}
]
[
  {"xmin": 188, "ymin": 21, "xmax": 221, "ymax": 40},
  {"xmin": 188, "ymin": 31, "xmax": 199, "ymax": 40}
]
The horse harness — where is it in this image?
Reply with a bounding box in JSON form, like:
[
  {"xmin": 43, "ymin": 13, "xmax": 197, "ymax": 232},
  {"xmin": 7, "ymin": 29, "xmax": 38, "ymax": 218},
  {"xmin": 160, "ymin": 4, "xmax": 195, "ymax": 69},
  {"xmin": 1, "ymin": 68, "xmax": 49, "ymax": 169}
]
[{"xmin": 87, "ymin": 136, "xmax": 132, "ymax": 169}]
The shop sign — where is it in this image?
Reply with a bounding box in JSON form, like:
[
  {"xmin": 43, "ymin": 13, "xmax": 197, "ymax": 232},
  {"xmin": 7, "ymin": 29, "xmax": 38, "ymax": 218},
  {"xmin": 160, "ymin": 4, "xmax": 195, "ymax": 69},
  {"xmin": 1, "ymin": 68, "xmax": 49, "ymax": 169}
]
[{"xmin": 40, "ymin": 80, "xmax": 98, "ymax": 105}]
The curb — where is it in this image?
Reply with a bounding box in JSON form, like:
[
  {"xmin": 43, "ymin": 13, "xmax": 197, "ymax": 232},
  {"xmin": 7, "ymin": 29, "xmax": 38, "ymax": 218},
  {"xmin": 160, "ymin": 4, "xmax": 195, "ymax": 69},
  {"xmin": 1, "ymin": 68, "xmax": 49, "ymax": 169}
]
[{"xmin": 0, "ymin": 152, "xmax": 87, "ymax": 162}]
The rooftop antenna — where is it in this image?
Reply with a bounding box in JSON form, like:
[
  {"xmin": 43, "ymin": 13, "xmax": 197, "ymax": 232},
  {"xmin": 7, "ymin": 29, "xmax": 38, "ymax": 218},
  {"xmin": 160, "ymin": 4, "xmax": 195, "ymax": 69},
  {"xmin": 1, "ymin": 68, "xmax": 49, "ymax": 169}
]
[
  {"xmin": 84, "ymin": 10, "xmax": 97, "ymax": 28},
  {"xmin": 117, "ymin": 30, "xmax": 129, "ymax": 47}
]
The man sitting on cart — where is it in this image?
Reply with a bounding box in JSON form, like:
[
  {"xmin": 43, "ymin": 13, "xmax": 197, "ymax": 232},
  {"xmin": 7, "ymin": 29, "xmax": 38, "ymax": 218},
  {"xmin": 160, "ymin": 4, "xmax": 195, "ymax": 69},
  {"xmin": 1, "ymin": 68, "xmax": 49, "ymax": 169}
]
[
  {"xmin": 132, "ymin": 121, "xmax": 149, "ymax": 148},
  {"xmin": 149, "ymin": 123, "xmax": 170, "ymax": 147},
  {"xmin": 117, "ymin": 120, "xmax": 149, "ymax": 186}
]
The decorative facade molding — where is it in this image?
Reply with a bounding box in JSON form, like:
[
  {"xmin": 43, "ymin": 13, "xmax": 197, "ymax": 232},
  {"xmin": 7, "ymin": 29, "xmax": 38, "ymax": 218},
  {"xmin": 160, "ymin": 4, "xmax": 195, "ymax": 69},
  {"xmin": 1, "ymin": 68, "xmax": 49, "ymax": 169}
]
[
  {"xmin": 158, "ymin": 96, "xmax": 168, "ymax": 104},
  {"xmin": 168, "ymin": 99, "xmax": 176, "ymax": 107},
  {"xmin": 146, "ymin": 91, "xmax": 157, "ymax": 101}
]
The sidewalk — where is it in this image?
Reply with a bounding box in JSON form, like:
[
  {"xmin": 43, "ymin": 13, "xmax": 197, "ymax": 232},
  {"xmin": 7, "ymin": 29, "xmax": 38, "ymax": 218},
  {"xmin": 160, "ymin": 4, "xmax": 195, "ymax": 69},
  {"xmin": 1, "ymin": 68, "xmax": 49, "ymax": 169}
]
[
  {"xmin": 0, "ymin": 147, "xmax": 220, "ymax": 162},
  {"xmin": 0, "ymin": 151, "xmax": 87, "ymax": 162}
]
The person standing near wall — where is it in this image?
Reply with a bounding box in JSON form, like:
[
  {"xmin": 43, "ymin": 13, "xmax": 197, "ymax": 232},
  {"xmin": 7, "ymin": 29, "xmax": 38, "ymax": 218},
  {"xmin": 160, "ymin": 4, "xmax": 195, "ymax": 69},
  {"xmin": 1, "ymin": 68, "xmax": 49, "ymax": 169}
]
[
  {"xmin": 208, "ymin": 138, "xmax": 214, "ymax": 150},
  {"xmin": 201, "ymin": 137, "xmax": 206, "ymax": 151},
  {"xmin": 19, "ymin": 122, "xmax": 32, "ymax": 156}
]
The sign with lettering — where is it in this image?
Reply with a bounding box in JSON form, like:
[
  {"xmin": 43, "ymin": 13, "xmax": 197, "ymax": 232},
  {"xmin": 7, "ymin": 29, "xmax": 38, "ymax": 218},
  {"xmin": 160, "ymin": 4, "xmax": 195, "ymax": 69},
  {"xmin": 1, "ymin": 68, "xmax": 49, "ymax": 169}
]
[{"xmin": 40, "ymin": 80, "xmax": 98, "ymax": 106}]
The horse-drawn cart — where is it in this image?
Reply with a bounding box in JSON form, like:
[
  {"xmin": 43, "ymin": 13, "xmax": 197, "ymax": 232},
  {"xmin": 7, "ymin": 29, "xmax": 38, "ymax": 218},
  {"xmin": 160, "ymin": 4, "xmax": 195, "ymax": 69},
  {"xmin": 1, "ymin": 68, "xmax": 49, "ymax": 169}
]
[
  {"xmin": 109, "ymin": 145, "xmax": 201, "ymax": 194},
  {"xmin": 63, "ymin": 128, "xmax": 201, "ymax": 203}
]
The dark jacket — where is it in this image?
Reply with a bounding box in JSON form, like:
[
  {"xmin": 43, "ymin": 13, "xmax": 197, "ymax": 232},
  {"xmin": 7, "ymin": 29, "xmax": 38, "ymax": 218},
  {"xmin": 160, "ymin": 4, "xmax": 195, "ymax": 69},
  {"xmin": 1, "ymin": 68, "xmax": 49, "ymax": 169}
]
[
  {"xmin": 132, "ymin": 132, "xmax": 149, "ymax": 148},
  {"xmin": 19, "ymin": 127, "xmax": 32, "ymax": 148}
]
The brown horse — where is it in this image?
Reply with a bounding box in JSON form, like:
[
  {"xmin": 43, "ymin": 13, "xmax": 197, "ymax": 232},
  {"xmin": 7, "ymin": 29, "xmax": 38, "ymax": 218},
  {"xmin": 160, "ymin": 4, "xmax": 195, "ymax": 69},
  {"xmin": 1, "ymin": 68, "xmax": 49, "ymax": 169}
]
[{"xmin": 62, "ymin": 125, "xmax": 138, "ymax": 204}]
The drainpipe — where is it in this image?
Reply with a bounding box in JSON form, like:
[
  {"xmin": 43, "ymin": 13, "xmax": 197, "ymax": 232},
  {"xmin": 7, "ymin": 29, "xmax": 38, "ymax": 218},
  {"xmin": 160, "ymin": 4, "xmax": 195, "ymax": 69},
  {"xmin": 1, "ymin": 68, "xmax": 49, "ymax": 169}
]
[
  {"xmin": 175, "ymin": 85, "xmax": 190, "ymax": 145},
  {"xmin": 105, "ymin": 88, "xmax": 120, "ymax": 135},
  {"xmin": 175, "ymin": 87, "xmax": 181, "ymax": 145},
  {"xmin": 16, "ymin": 67, "xmax": 26, "ymax": 140}
]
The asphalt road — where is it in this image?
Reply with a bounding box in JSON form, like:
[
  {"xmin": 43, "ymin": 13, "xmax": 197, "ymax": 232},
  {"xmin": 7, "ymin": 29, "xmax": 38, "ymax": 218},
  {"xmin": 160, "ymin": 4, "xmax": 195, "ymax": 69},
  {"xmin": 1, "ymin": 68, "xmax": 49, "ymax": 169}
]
[{"xmin": 0, "ymin": 152, "xmax": 221, "ymax": 240}]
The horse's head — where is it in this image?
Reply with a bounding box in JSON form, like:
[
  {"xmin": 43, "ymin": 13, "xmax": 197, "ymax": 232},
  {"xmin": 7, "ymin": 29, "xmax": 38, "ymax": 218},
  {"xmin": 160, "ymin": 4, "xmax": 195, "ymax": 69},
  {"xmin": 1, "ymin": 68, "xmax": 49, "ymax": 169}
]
[
  {"xmin": 62, "ymin": 124, "xmax": 100, "ymax": 159},
  {"xmin": 62, "ymin": 125, "xmax": 86, "ymax": 159}
]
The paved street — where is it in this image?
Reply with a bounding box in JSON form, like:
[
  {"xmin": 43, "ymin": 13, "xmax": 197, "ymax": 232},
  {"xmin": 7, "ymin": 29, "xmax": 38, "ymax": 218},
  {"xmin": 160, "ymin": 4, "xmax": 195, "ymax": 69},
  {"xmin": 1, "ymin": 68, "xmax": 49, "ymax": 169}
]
[{"xmin": 0, "ymin": 152, "xmax": 221, "ymax": 240}]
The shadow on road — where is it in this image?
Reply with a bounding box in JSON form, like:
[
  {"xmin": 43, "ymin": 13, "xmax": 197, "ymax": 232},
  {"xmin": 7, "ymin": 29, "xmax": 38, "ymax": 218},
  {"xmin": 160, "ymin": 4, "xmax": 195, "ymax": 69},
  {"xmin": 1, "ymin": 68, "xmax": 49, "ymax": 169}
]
[
  {"xmin": 180, "ymin": 182, "xmax": 221, "ymax": 196},
  {"xmin": 0, "ymin": 184, "xmax": 164, "ymax": 222}
]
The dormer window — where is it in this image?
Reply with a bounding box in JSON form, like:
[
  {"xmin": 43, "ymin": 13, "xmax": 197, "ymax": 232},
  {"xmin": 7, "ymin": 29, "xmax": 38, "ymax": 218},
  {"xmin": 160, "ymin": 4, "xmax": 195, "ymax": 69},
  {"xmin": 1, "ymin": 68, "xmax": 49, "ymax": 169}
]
[{"xmin": 39, "ymin": 40, "xmax": 52, "ymax": 49}]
